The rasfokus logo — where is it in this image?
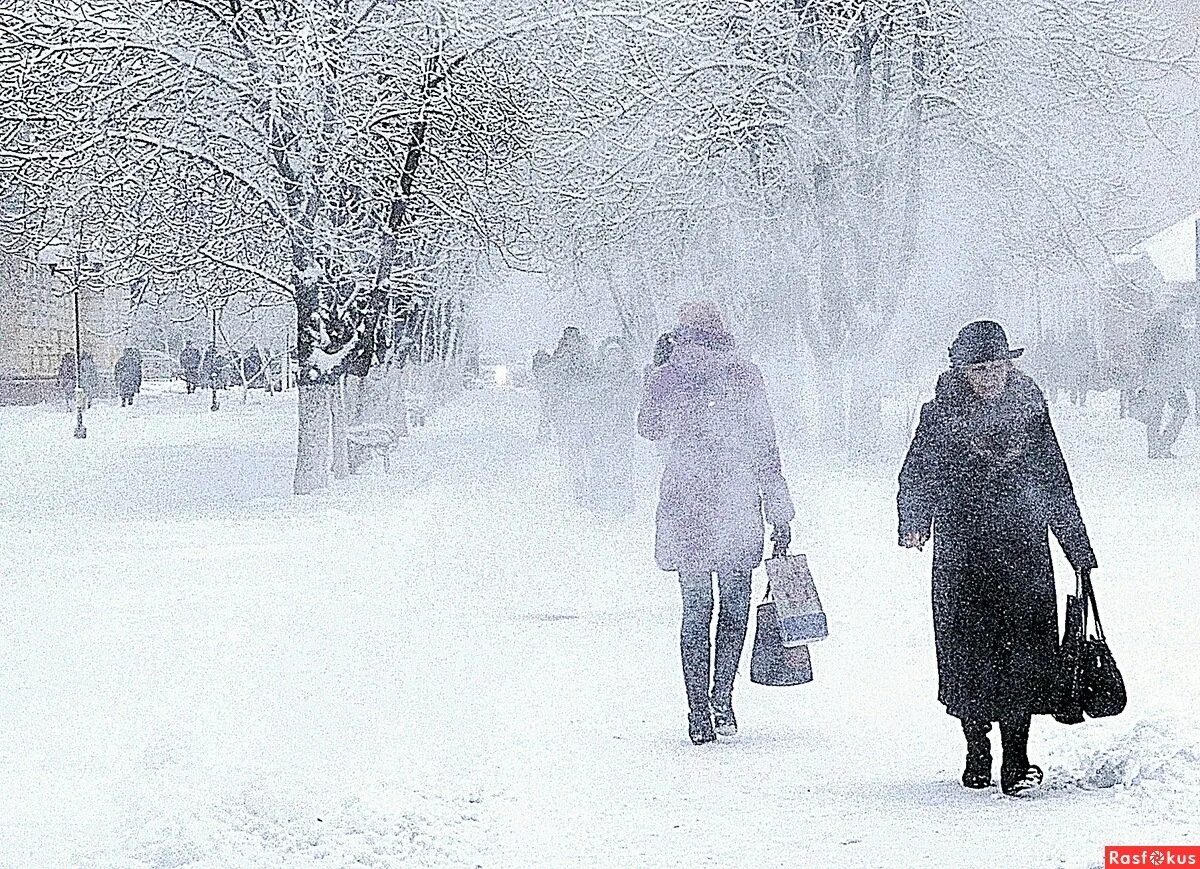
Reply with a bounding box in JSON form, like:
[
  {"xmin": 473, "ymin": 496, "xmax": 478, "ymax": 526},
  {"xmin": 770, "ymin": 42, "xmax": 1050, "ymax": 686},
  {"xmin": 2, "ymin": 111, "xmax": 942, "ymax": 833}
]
[{"xmin": 1107, "ymin": 847, "xmax": 1200, "ymax": 866}]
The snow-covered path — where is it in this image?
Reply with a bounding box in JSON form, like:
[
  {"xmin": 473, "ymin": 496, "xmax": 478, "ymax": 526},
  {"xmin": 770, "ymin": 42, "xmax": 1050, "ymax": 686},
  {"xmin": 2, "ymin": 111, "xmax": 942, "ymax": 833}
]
[{"xmin": 2, "ymin": 385, "xmax": 1198, "ymax": 868}]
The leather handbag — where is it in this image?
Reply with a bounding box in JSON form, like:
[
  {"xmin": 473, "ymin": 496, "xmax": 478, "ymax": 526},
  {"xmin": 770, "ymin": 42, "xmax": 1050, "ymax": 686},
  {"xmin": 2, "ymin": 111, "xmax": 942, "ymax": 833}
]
[
  {"xmin": 1080, "ymin": 573, "xmax": 1127, "ymax": 718},
  {"xmin": 1051, "ymin": 570, "xmax": 1125, "ymax": 724}
]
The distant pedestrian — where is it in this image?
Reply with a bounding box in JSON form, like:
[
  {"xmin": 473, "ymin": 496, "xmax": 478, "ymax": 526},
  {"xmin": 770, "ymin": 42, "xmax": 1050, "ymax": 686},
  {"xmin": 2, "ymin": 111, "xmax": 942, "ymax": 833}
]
[
  {"xmin": 531, "ymin": 349, "xmax": 553, "ymax": 442},
  {"xmin": 1134, "ymin": 310, "xmax": 1190, "ymax": 459},
  {"xmin": 1034, "ymin": 330, "xmax": 1061, "ymax": 403},
  {"xmin": 592, "ymin": 336, "xmax": 641, "ymax": 511},
  {"xmin": 898, "ymin": 321, "xmax": 1097, "ymax": 796},
  {"xmin": 114, "ymin": 347, "xmax": 142, "ymax": 407},
  {"xmin": 57, "ymin": 352, "xmax": 77, "ymax": 406},
  {"xmin": 1060, "ymin": 323, "xmax": 1096, "ymax": 407},
  {"xmin": 548, "ymin": 326, "xmax": 599, "ymax": 501},
  {"xmin": 639, "ymin": 301, "xmax": 794, "ymax": 745},
  {"xmin": 244, "ymin": 346, "xmax": 263, "ymax": 387},
  {"xmin": 180, "ymin": 341, "xmax": 201, "ymax": 394},
  {"xmin": 78, "ymin": 352, "xmax": 98, "ymax": 409}
]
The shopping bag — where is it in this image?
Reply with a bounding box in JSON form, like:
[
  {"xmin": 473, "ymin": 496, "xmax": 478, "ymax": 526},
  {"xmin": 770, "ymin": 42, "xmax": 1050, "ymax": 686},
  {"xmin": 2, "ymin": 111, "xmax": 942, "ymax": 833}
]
[
  {"xmin": 765, "ymin": 553, "xmax": 828, "ymax": 647},
  {"xmin": 750, "ymin": 600, "xmax": 813, "ymax": 687}
]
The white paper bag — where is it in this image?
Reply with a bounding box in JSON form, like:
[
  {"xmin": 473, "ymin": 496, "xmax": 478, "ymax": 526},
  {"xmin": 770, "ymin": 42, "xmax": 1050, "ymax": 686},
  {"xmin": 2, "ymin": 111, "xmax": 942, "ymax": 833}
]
[{"xmin": 765, "ymin": 553, "xmax": 828, "ymax": 647}]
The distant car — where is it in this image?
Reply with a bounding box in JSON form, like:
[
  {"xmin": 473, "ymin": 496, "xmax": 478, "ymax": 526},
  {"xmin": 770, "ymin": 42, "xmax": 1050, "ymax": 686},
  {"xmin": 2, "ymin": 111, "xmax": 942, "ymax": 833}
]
[
  {"xmin": 138, "ymin": 350, "xmax": 178, "ymax": 381},
  {"xmin": 469, "ymin": 355, "xmax": 528, "ymax": 389}
]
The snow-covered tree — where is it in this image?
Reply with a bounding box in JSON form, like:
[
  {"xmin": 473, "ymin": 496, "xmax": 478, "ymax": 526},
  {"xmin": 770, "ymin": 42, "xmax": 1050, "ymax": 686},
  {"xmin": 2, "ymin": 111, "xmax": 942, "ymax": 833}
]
[{"xmin": 0, "ymin": 0, "xmax": 556, "ymax": 491}]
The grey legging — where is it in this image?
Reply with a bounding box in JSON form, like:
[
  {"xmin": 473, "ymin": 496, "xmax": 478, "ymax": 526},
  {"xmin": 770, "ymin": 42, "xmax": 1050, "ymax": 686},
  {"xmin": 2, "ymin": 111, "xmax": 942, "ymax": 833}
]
[{"xmin": 679, "ymin": 571, "xmax": 752, "ymax": 713}]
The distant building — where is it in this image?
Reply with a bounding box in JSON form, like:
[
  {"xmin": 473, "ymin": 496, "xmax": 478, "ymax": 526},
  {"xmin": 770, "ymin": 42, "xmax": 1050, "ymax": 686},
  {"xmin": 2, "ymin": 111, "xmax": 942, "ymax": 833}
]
[
  {"xmin": 0, "ymin": 244, "xmax": 126, "ymax": 404},
  {"xmin": 1137, "ymin": 211, "xmax": 1200, "ymax": 284},
  {"xmin": 0, "ymin": 252, "xmax": 74, "ymax": 389}
]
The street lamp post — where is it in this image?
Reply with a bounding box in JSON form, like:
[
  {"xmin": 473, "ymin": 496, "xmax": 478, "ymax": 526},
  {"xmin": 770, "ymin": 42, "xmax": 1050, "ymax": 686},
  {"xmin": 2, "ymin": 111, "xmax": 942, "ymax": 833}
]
[
  {"xmin": 210, "ymin": 305, "xmax": 220, "ymax": 411},
  {"xmin": 70, "ymin": 269, "xmax": 86, "ymax": 438},
  {"xmin": 38, "ymin": 236, "xmax": 98, "ymax": 439}
]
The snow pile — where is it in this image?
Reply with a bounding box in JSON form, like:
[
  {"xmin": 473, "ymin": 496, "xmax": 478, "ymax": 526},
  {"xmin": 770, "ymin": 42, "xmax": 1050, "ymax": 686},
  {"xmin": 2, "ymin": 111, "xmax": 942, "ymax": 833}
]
[
  {"xmin": 79, "ymin": 782, "xmax": 486, "ymax": 868},
  {"xmin": 1067, "ymin": 718, "xmax": 1200, "ymax": 815}
]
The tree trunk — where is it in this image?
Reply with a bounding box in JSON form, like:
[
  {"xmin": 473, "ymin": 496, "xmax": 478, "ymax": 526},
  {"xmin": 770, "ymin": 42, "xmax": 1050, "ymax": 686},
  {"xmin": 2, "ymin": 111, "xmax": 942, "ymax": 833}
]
[
  {"xmin": 295, "ymin": 382, "xmax": 332, "ymax": 495},
  {"xmin": 330, "ymin": 376, "xmax": 350, "ymax": 480},
  {"xmin": 388, "ymin": 362, "xmax": 410, "ymax": 440}
]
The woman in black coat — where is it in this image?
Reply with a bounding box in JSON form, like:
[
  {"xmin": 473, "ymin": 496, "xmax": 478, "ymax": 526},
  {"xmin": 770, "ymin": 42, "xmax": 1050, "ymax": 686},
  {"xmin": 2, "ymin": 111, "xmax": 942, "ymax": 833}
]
[{"xmin": 898, "ymin": 321, "xmax": 1096, "ymax": 796}]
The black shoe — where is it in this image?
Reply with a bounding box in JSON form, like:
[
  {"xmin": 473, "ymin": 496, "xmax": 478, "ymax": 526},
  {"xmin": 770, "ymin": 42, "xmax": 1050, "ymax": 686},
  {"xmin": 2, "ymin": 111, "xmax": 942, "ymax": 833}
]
[
  {"xmin": 1001, "ymin": 764, "xmax": 1043, "ymax": 796},
  {"xmin": 711, "ymin": 699, "xmax": 737, "ymax": 737},
  {"xmin": 688, "ymin": 710, "xmax": 716, "ymax": 745}
]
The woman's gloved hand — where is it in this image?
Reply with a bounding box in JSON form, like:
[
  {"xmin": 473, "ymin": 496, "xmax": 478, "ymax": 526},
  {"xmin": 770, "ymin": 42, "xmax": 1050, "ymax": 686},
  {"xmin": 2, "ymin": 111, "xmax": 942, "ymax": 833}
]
[
  {"xmin": 771, "ymin": 522, "xmax": 791, "ymax": 558},
  {"xmin": 652, "ymin": 332, "xmax": 676, "ymax": 367}
]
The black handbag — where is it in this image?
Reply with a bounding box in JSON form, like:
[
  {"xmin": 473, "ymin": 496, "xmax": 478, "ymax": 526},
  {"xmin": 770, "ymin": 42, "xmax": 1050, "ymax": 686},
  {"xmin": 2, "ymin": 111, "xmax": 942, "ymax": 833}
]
[
  {"xmin": 1051, "ymin": 570, "xmax": 1126, "ymax": 724},
  {"xmin": 1080, "ymin": 574, "xmax": 1127, "ymax": 718},
  {"xmin": 750, "ymin": 595, "xmax": 813, "ymax": 687}
]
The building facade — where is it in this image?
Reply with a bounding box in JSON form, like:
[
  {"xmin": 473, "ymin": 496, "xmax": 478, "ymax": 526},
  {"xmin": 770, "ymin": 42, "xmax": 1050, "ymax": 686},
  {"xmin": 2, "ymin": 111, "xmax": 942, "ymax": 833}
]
[
  {"xmin": 0, "ymin": 252, "xmax": 73, "ymax": 379},
  {"xmin": 0, "ymin": 247, "xmax": 127, "ymax": 403}
]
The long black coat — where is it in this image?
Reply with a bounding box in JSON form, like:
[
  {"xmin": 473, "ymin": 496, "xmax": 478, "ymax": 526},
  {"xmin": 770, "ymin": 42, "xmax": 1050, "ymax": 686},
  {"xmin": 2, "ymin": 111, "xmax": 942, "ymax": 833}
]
[{"xmin": 898, "ymin": 370, "xmax": 1096, "ymax": 722}]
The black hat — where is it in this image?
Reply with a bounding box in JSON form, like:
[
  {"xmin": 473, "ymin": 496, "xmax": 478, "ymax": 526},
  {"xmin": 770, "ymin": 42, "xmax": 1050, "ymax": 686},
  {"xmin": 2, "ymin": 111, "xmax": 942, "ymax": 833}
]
[{"xmin": 948, "ymin": 321, "xmax": 1024, "ymax": 366}]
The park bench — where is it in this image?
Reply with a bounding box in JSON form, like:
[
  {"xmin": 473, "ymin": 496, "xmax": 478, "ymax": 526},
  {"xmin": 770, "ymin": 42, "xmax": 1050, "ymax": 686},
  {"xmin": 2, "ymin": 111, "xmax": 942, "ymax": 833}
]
[{"xmin": 347, "ymin": 423, "xmax": 395, "ymax": 473}]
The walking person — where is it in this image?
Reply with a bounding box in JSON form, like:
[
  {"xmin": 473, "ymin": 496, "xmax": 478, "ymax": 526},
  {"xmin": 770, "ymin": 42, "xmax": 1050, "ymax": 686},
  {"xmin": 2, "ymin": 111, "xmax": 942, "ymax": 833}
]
[
  {"xmin": 1135, "ymin": 310, "xmax": 1190, "ymax": 459},
  {"xmin": 531, "ymin": 349, "xmax": 553, "ymax": 442},
  {"xmin": 181, "ymin": 340, "xmax": 201, "ymax": 394},
  {"xmin": 639, "ymin": 301, "xmax": 794, "ymax": 745},
  {"xmin": 114, "ymin": 347, "xmax": 142, "ymax": 407},
  {"xmin": 591, "ymin": 336, "xmax": 642, "ymax": 511},
  {"xmin": 898, "ymin": 321, "xmax": 1097, "ymax": 796},
  {"xmin": 57, "ymin": 352, "xmax": 77, "ymax": 406},
  {"xmin": 548, "ymin": 326, "xmax": 600, "ymax": 502},
  {"xmin": 1061, "ymin": 323, "xmax": 1096, "ymax": 407},
  {"xmin": 78, "ymin": 352, "xmax": 99, "ymax": 409}
]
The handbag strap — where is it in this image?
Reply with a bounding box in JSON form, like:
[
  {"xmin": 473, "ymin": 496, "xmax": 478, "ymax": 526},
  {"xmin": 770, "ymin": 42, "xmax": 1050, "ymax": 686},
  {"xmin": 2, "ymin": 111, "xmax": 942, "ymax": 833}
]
[{"xmin": 1081, "ymin": 571, "xmax": 1106, "ymax": 640}]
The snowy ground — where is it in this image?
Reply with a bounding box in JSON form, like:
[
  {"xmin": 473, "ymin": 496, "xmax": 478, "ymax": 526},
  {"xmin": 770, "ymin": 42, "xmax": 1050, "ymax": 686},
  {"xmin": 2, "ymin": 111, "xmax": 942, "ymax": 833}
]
[{"xmin": 2, "ymin": 382, "xmax": 1198, "ymax": 868}]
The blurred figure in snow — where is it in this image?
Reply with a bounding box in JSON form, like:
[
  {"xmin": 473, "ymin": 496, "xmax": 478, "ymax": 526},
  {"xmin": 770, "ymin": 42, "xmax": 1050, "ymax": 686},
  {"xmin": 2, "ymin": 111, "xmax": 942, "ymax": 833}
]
[
  {"xmin": 1059, "ymin": 322, "xmax": 1097, "ymax": 407},
  {"xmin": 57, "ymin": 351, "xmax": 77, "ymax": 406},
  {"xmin": 180, "ymin": 340, "xmax": 201, "ymax": 394},
  {"xmin": 1032, "ymin": 330, "xmax": 1061, "ymax": 404},
  {"xmin": 639, "ymin": 301, "xmax": 794, "ymax": 745},
  {"xmin": 114, "ymin": 347, "xmax": 142, "ymax": 407},
  {"xmin": 243, "ymin": 346, "xmax": 263, "ymax": 387},
  {"xmin": 1133, "ymin": 309, "xmax": 1190, "ymax": 459},
  {"xmin": 898, "ymin": 320, "xmax": 1096, "ymax": 796},
  {"xmin": 591, "ymin": 336, "xmax": 642, "ymax": 511},
  {"xmin": 78, "ymin": 352, "xmax": 99, "ymax": 409},
  {"xmin": 200, "ymin": 343, "xmax": 216, "ymax": 390},
  {"xmin": 531, "ymin": 349, "xmax": 553, "ymax": 442},
  {"xmin": 548, "ymin": 326, "xmax": 600, "ymax": 501}
]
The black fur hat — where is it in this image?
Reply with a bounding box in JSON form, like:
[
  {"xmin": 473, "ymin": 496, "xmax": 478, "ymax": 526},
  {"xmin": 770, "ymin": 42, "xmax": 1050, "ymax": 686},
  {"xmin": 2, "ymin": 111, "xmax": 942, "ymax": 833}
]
[{"xmin": 949, "ymin": 321, "xmax": 1024, "ymax": 366}]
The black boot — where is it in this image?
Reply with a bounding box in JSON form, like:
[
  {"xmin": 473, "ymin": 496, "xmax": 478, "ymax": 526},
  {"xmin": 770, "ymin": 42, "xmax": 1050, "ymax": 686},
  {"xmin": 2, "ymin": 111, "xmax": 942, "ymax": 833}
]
[
  {"xmin": 961, "ymin": 719, "xmax": 993, "ymax": 789},
  {"xmin": 999, "ymin": 713, "xmax": 1042, "ymax": 795},
  {"xmin": 688, "ymin": 709, "xmax": 716, "ymax": 745},
  {"xmin": 711, "ymin": 699, "xmax": 737, "ymax": 738},
  {"xmin": 710, "ymin": 572, "xmax": 750, "ymax": 738},
  {"xmin": 680, "ymin": 575, "xmax": 715, "ymax": 745}
]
